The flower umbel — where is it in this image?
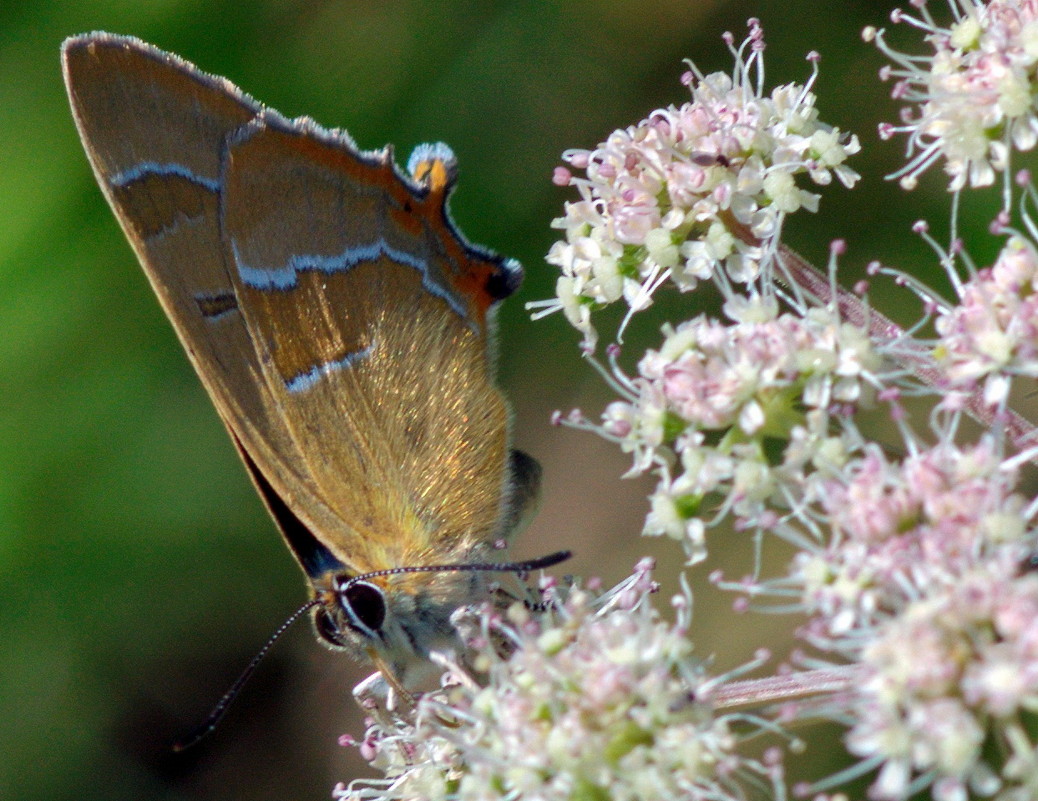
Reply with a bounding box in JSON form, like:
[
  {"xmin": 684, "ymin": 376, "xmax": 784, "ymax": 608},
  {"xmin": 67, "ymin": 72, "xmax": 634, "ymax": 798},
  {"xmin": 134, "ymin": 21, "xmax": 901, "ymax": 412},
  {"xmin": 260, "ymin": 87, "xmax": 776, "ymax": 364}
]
[
  {"xmin": 869, "ymin": 0, "xmax": 1038, "ymax": 195},
  {"xmin": 935, "ymin": 234, "xmax": 1038, "ymax": 403},
  {"xmin": 590, "ymin": 294, "xmax": 884, "ymax": 563},
  {"xmin": 845, "ymin": 564, "xmax": 1038, "ymax": 801},
  {"xmin": 531, "ymin": 20, "xmax": 860, "ymax": 350},
  {"xmin": 336, "ymin": 564, "xmax": 787, "ymax": 801},
  {"xmin": 784, "ymin": 440, "xmax": 1038, "ymax": 800}
]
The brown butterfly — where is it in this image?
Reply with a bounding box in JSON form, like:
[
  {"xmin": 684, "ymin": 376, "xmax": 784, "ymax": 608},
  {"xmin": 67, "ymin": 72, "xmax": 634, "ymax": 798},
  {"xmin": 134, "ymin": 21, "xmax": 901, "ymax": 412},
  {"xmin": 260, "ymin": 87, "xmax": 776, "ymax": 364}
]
[{"xmin": 62, "ymin": 33, "xmax": 566, "ymax": 735}]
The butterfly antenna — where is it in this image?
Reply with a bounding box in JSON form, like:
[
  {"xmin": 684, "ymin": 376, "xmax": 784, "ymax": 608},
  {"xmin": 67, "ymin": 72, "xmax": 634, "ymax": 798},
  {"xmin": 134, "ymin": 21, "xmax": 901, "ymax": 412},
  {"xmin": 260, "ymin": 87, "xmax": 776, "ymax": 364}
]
[
  {"xmin": 172, "ymin": 598, "xmax": 320, "ymax": 752},
  {"xmin": 173, "ymin": 551, "xmax": 571, "ymax": 750},
  {"xmin": 346, "ymin": 549, "xmax": 572, "ymax": 586}
]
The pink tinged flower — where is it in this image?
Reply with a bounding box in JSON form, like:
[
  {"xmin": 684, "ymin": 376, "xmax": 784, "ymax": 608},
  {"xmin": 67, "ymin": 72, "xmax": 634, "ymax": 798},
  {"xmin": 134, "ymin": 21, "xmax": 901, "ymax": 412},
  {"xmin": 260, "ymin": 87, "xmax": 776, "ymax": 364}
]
[
  {"xmin": 962, "ymin": 642, "xmax": 1033, "ymax": 716},
  {"xmin": 864, "ymin": 604, "xmax": 969, "ymax": 700},
  {"xmin": 612, "ymin": 201, "xmax": 660, "ymax": 245},
  {"xmin": 935, "ymin": 236, "xmax": 1038, "ymax": 390},
  {"xmin": 537, "ymin": 24, "xmax": 860, "ymax": 347},
  {"xmin": 873, "ymin": 0, "xmax": 1038, "ymax": 192},
  {"xmin": 911, "ymin": 699, "xmax": 985, "ymax": 778},
  {"xmin": 602, "ymin": 400, "xmax": 635, "ymax": 438},
  {"xmin": 798, "ymin": 438, "xmax": 1035, "ymax": 649},
  {"xmin": 824, "ymin": 448, "xmax": 919, "ymax": 545},
  {"xmin": 340, "ymin": 568, "xmax": 786, "ymax": 801}
]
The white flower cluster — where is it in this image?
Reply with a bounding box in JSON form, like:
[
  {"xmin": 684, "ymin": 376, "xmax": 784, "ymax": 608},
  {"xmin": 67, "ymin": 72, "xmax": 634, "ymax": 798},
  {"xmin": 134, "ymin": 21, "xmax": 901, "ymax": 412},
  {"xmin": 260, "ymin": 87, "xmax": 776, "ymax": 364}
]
[
  {"xmin": 935, "ymin": 235, "xmax": 1038, "ymax": 405},
  {"xmin": 869, "ymin": 0, "xmax": 1038, "ymax": 192},
  {"xmin": 847, "ymin": 561, "xmax": 1038, "ymax": 801},
  {"xmin": 336, "ymin": 565, "xmax": 785, "ymax": 801},
  {"xmin": 537, "ymin": 8, "xmax": 1038, "ymax": 801},
  {"xmin": 744, "ymin": 435, "xmax": 1038, "ymax": 801},
  {"xmin": 598, "ymin": 296, "xmax": 880, "ymax": 563},
  {"xmin": 533, "ymin": 21, "xmax": 859, "ymax": 350}
]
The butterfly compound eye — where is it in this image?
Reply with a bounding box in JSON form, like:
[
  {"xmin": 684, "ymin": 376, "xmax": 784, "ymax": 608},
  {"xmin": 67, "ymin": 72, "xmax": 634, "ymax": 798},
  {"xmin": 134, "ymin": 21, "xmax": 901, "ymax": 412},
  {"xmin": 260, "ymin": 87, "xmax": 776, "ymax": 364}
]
[
  {"xmin": 343, "ymin": 581, "xmax": 387, "ymax": 633},
  {"xmin": 314, "ymin": 607, "xmax": 349, "ymax": 647}
]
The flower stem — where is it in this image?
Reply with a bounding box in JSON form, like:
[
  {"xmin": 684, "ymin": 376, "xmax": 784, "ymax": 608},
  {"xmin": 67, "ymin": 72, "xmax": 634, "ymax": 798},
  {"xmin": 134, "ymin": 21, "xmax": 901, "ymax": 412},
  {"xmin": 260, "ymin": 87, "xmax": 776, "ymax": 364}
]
[
  {"xmin": 708, "ymin": 665, "xmax": 860, "ymax": 710},
  {"xmin": 731, "ymin": 219, "xmax": 1038, "ymax": 452}
]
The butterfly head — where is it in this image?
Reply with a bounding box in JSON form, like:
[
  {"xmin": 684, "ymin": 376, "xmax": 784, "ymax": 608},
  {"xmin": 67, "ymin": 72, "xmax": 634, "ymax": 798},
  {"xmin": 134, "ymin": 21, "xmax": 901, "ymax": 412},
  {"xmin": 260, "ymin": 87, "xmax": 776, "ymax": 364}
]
[
  {"xmin": 309, "ymin": 551, "xmax": 571, "ymax": 686},
  {"xmin": 311, "ymin": 569, "xmax": 472, "ymax": 680}
]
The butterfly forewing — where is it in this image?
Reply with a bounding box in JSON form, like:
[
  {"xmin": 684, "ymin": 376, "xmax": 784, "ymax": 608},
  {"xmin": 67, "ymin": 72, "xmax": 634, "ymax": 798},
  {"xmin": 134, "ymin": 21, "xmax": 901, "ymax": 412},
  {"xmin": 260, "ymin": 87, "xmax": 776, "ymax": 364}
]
[
  {"xmin": 62, "ymin": 35, "xmax": 355, "ymax": 560},
  {"xmin": 62, "ymin": 33, "xmax": 519, "ymax": 580},
  {"xmin": 221, "ymin": 121, "xmax": 514, "ymax": 571}
]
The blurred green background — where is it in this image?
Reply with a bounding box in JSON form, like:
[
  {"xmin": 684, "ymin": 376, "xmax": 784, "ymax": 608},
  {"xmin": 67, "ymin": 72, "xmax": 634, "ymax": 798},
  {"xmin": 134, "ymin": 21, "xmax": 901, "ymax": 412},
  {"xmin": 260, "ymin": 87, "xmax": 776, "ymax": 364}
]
[{"xmin": 0, "ymin": 1, "xmax": 1007, "ymax": 799}]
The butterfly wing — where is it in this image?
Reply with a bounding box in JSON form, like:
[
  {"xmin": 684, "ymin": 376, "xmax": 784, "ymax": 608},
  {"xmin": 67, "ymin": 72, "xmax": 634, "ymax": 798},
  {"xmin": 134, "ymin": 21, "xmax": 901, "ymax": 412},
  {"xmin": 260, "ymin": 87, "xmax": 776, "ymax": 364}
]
[
  {"xmin": 62, "ymin": 33, "xmax": 522, "ymax": 580},
  {"xmin": 220, "ymin": 119, "xmax": 520, "ymax": 573}
]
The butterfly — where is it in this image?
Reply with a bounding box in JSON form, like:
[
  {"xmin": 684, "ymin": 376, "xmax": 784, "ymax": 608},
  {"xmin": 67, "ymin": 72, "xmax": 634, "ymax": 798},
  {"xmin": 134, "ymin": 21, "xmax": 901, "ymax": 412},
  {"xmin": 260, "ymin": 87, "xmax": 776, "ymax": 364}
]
[{"xmin": 61, "ymin": 32, "xmax": 566, "ymax": 729}]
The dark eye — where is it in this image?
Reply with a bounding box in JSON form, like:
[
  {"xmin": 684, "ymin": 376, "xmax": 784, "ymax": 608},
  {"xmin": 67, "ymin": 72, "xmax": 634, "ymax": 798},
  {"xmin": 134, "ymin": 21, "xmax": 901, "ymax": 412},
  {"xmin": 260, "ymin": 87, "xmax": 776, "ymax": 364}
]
[
  {"xmin": 314, "ymin": 607, "xmax": 349, "ymax": 647},
  {"xmin": 343, "ymin": 581, "xmax": 386, "ymax": 632}
]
